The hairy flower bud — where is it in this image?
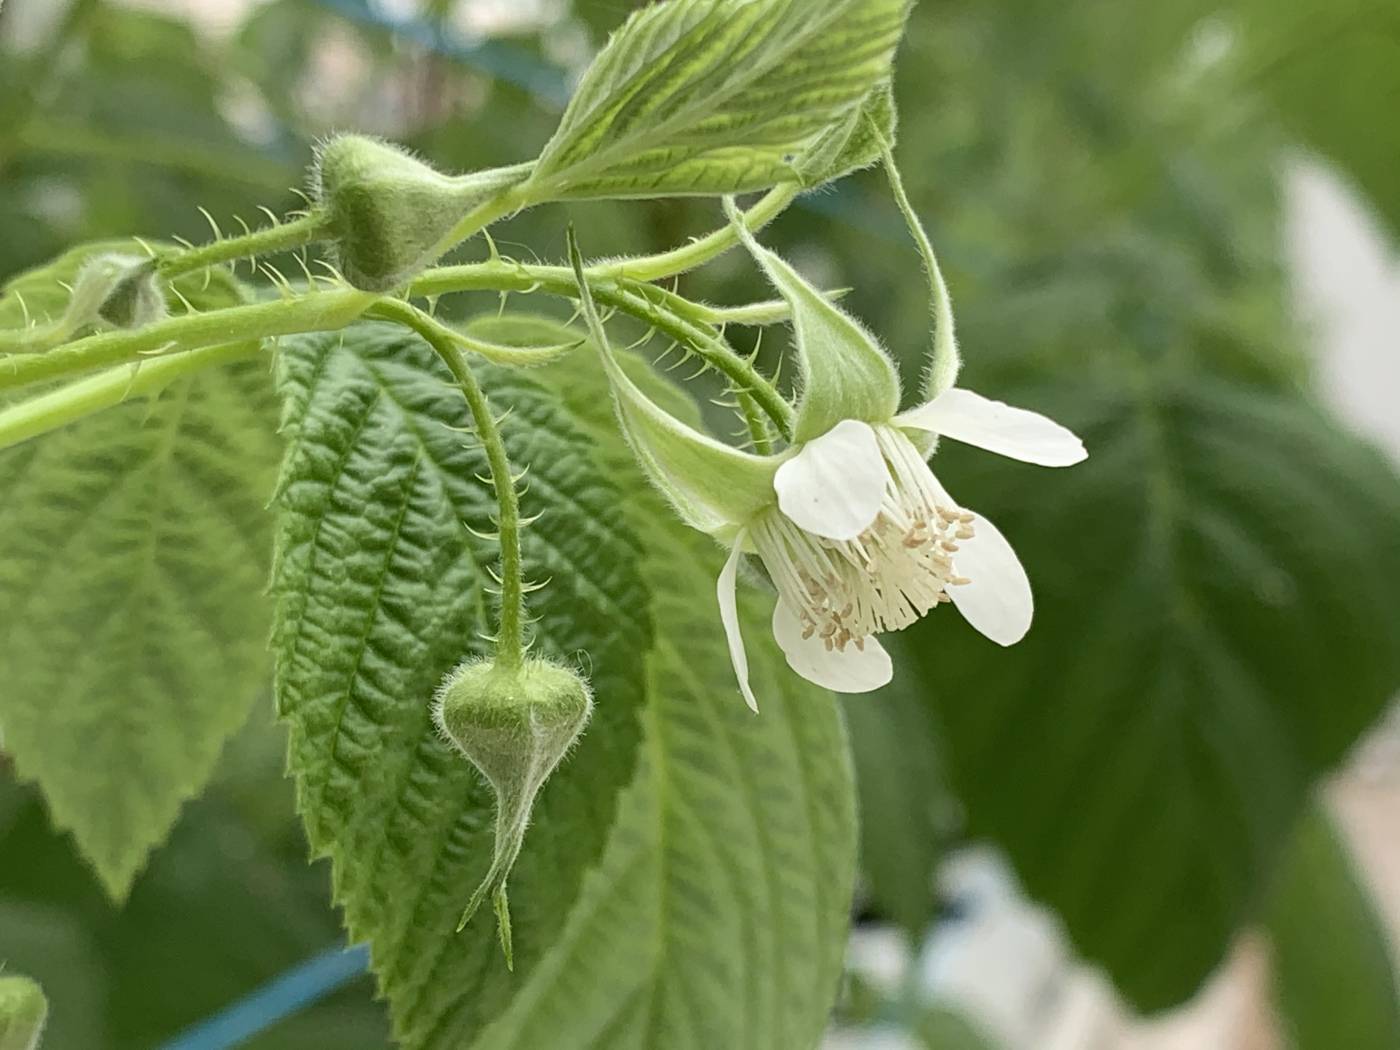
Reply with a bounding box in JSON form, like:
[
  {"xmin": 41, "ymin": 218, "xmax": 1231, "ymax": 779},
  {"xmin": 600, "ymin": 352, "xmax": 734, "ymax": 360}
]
[
  {"xmin": 0, "ymin": 975, "xmax": 48, "ymax": 1050},
  {"xmin": 433, "ymin": 656, "xmax": 593, "ymax": 966},
  {"xmin": 68, "ymin": 253, "xmax": 167, "ymax": 331},
  {"xmin": 312, "ymin": 135, "xmax": 492, "ymax": 293}
]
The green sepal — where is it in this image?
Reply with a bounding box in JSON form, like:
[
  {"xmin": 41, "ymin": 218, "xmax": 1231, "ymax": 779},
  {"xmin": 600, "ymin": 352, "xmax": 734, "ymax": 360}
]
[
  {"xmin": 567, "ymin": 229, "xmax": 779, "ymax": 539},
  {"xmin": 726, "ymin": 200, "xmax": 901, "ymax": 443},
  {"xmin": 434, "ymin": 657, "xmax": 595, "ymax": 968}
]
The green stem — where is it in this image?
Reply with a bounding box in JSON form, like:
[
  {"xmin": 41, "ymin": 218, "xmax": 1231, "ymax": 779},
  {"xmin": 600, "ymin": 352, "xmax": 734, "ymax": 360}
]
[
  {"xmin": 878, "ymin": 137, "xmax": 960, "ymax": 396},
  {"xmin": 409, "ymin": 261, "xmax": 794, "ymax": 437},
  {"xmin": 375, "ymin": 299, "xmax": 527, "ymax": 670},
  {"xmin": 736, "ymin": 390, "xmax": 776, "ymax": 455},
  {"xmin": 0, "ymin": 288, "xmax": 377, "ymax": 393},
  {"xmin": 157, "ymin": 211, "xmax": 335, "ymax": 280},
  {"xmin": 0, "ymin": 340, "xmax": 260, "ymax": 450},
  {"xmin": 2, "ymin": 263, "xmax": 793, "ymax": 438},
  {"xmin": 428, "ymin": 184, "xmax": 533, "ymax": 268},
  {"xmin": 590, "ymin": 184, "xmax": 800, "ymax": 283}
]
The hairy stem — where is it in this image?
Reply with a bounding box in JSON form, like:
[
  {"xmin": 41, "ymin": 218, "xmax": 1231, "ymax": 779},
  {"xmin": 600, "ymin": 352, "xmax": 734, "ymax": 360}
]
[
  {"xmin": 410, "ymin": 262, "xmax": 794, "ymax": 437},
  {"xmin": 879, "ymin": 136, "xmax": 961, "ymax": 396},
  {"xmin": 0, "ymin": 340, "xmax": 260, "ymax": 450},
  {"xmin": 590, "ymin": 183, "xmax": 800, "ymax": 283},
  {"xmin": 157, "ymin": 211, "xmax": 335, "ymax": 280},
  {"xmin": 375, "ymin": 299, "xmax": 528, "ymax": 670},
  {"xmin": 0, "ymin": 288, "xmax": 377, "ymax": 393},
  {"xmin": 2, "ymin": 264, "xmax": 794, "ymax": 438}
]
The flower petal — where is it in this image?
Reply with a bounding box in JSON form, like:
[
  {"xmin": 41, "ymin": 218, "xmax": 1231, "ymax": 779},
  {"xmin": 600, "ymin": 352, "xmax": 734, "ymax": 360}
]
[
  {"xmin": 771, "ymin": 601, "xmax": 893, "ymax": 694},
  {"xmin": 717, "ymin": 539, "xmax": 759, "ymax": 713},
  {"xmin": 947, "ymin": 509, "xmax": 1034, "ymax": 646},
  {"xmin": 897, "ymin": 388, "xmax": 1087, "ymax": 467},
  {"xmin": 774, "ymin": 419, "xmax": 887, "ymax": 541}
]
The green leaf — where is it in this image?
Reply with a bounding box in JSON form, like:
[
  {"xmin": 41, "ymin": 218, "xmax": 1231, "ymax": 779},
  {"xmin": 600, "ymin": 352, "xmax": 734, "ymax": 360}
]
[
  {"xmin": 909, "ymin": 378, "xmax": 1400, "ymax": 1011},
  {"xmin": 844, "ymin": 683, "xmax": 949, "ymax": 940},
  {"xmin": 461, "ymin": 315, "xmax": 857, "ymax": 1050},
  {"xmin": 1227, "ymin": 0, "xmax": 1400, "ymax": 239},
  {"xmin": 1265, "ymin": 803, "xmax": 1400, "ymax": 1049},
  {"xmin": 273, "ymin": 316, "xmax": 857, "ymax": 1047},
  {"xmin": 0, "ymin": 246, "xmax": 280, "ymax": 899},
  {"xmin": 270, "ymin": 322, "xmax": 654, "ymax": 1046},
  {"xmin": 0, "ymin": 712, "xmax": 389, "ymax": 1050},
  {"xmin": 526, "ymin": 0, "xmax": 911, "ymax": 201},
  {"xmin": 794, "ymin": 80, "xmax": 897, "ymax": 188}
]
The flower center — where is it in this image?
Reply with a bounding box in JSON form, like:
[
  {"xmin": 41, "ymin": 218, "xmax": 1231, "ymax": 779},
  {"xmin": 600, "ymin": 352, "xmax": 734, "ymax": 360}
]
[{"xmin": 752, "ymin": 426, "xmax": 974, "ymax": 650}]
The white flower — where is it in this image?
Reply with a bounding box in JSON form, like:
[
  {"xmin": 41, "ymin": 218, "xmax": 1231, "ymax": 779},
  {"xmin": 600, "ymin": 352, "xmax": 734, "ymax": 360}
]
[
  {"xmin": 718, "ymin": 390, "xmax": 1086, "ymax": 710},
  {"xmin": 566, "ymin": 218, "xmax": 1088, "ymax": 714}
]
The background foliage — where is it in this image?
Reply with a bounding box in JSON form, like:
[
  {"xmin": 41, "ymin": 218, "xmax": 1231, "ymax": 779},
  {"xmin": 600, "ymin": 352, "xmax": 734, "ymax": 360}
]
[{"xmin": 1, "ymin": 0, "xmax": 1398, "ymax": 1047}]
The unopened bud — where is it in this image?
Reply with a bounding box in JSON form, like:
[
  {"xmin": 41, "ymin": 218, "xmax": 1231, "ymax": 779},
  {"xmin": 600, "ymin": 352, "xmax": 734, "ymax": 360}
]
[
  {"xmin": 312, "ymin": 135, "xmax": 488, "ymax": 293},
  {"xmin": 0, "ymin": 975, "xmax": 48, "ymax": 1050},
  {"xmin": 69, "ymin": 253, "xmax": 166, "ymax": 331},
  {"xmin": 433, "ymin": 656, "xmax": 593, "ymax": 967}
]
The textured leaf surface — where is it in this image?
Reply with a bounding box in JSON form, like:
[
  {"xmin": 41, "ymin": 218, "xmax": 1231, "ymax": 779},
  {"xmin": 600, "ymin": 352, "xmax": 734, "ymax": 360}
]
[
  {"xmin": 272, "ymin": 316, "xmax": 857, "ymax": 1048},
  {"xmin": 271, "ymin": 323, "xmax": 653, "ymax": 1047},
  {"xmin": 911, "ymin": 379, "xmax": 1400, "ymax": 1011},
  {"xmin": 1265, "ymin": 803, "xmax": 1400, "ymax": 1050},
  {"xmin": 460, "ymin": 318, "xmax": 857, "ymax": 1050},
  {"xmin": 0, "ymin": 244, "xmax": 280, "ymax": 898},
  {"xmin": 527, "ymin": 0, "xmax": 910, "ymax": 200}
]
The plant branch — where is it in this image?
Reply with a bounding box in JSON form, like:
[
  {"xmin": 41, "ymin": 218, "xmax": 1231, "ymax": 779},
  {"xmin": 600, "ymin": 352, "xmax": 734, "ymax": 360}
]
[
  {"xmin": 374, "ymin": 298, "xmax": 528, "ymax": 670},
  {"xmin": 0, "ymin": 340, "xmax": 261, "ymax": 451}
]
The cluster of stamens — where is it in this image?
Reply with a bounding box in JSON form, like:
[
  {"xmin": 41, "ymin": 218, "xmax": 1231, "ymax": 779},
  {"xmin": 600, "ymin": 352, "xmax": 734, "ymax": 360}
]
[{"xmin": 752, "ymin": 427, "xmax": 976, "ymax": 653}]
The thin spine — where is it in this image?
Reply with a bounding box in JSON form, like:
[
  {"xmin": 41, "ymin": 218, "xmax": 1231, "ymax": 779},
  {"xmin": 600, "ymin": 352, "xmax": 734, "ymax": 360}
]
[{"xmin": 376, "ymin": 300, "xmax": 528, "ymax": 671}]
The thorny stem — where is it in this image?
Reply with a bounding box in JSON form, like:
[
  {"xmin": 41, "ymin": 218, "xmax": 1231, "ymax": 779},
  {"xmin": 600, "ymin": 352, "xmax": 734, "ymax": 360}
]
[
  {"xmin": 0, "ymin": 288, "xmax": 377, "ymax": 393},
  {"xmin": 157, "ymin": 211, "xmax": 336, "ymax": 280},
  {"xmin": 373, "ymin": 299, "xmax": 528, "ymax": 671},
  {"xmin": 410, "ymin": 261, "xmax": 795, "ymax": 438},
  {"xmin": 736, "ymin": 389, "xmax": 776, "ymax": 455}
]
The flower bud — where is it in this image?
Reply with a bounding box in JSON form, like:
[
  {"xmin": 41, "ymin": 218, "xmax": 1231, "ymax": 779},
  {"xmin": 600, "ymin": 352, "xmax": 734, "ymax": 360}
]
[
  {"xmin": 433, "ymin": 656, "xmax": 593, "ymax": 967},
  {"xmin": 312, "ymin": 135, "xmax": 484, "ymax": 293},
  {"xmin": 69, "ymin": 253, "xmax": 167, "ymax": 331},
  {"xmin": 0, "ymin": 975, "xmax": 48, "ymax": 1050}
]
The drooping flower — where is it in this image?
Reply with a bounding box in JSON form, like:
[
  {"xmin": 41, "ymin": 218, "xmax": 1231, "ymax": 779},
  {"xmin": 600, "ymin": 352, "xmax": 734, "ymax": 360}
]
[{"xmin": 566, "ymin": 223, "xmax": 1086, "ymax": 711}]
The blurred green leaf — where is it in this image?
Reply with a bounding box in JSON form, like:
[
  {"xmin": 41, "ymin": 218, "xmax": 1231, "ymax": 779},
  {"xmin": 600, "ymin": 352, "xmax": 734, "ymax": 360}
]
[
  {"xmin": 916, "ymin": 1005, "xmax": 998, "ymax": 1050},
  {"xmin": 0, "ymin": 712, "xmax": 392, "ymax": 1050},
  {"xmin": 0, "ymin": 972, "xmax": 49, "ymax": 1050},
  {"xmin": 1265, "ymin": 802, "xmax": 1400, "ymax": 1050},
  {"xmin": 909, "ymin": 378, "xmax": 1400, "ymax": 1011},
  {"xmin": 1229, "ymin": 0, "xmax": 1400, "ymax": 240},
  {"xmin": 844, "ymin": 682, "xmax": 950, "ymax": 940},
  {"xmin": 0, "ymin": 244, "xmax": 281, "ymax": 898}
]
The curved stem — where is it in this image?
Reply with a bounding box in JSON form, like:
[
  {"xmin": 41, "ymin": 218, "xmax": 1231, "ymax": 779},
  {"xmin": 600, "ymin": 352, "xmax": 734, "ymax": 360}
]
[
  {"xmin": 590, "ymin": 183, "xmax": 800, "ymax": 283},
  {"xmin": 0, "ymin": 340, "xmax": 260, "ymax": 450},
  {"xmin": 375, "ymin": 299, "xmax": 527, "ymax": 670},
  {"xmin": 878, "ymin": 137, "xmax": 960, "ymax": 397},
  {"xmin": 410, "ymin": 261, "xmax": 794, "ymax": 437},
  {"xmin": 157, "ymin": 211, "xmax": 335, "ymax": 280}
]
